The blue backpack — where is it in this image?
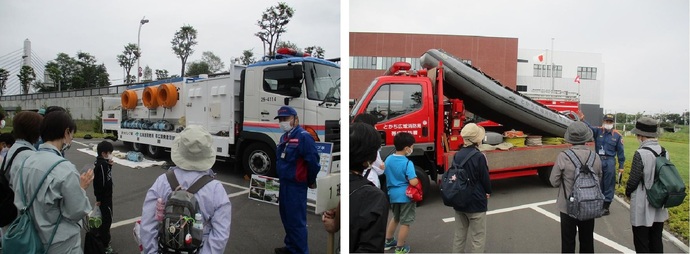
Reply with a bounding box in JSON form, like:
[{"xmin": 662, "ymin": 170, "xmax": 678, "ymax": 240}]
[{"xmin": 1, "ymin": 156, "xmax": 66, "ymax": 254}]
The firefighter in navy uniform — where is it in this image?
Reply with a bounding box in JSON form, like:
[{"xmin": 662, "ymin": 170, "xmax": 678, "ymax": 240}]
[
  {"xmin": 585, "ymin": 113, "xmax": 625, "ymax": 216},
  {"xmin": 273, "ymin": 106, "xmax": 321, "ymax": 254}
]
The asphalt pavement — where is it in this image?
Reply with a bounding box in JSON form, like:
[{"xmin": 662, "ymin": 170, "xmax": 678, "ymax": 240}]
[
  {"xmin": 384, "ymin": 175, "xmax": 686, "ymax": 253},
  {"xmin": 66, "ymin": 138, "xmax": 330, "ymax": 254}
]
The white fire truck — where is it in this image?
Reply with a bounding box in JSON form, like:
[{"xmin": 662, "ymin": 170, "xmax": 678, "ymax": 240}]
[{"xmin": 102, "ymin": 49, "xmax": 341, "ymax": 176}]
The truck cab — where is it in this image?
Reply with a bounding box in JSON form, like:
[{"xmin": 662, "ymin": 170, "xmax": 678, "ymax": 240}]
[{"xmin": 240, "ymin": 52, "xmax": 341, "ymax": 176}]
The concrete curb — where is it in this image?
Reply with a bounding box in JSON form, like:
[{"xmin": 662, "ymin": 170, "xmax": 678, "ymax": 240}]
[{"xmin": 614, "ymin": 195, "xmax": 689, "ymax": 253}]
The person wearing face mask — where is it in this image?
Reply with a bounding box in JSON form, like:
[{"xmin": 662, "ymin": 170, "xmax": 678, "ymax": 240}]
[
  {"xmin": 93, "ymin": 141, "xmax": 116, "ymax": 253},
  {"xmin": 451, "ymin": 123, "xmax": 492, "ymax": 253},
  {"xmin": 11, "ymin": 111, "xmax": 94, "ymax": 253},
  {"xmin": 273, "ymin": 106, "xmax": 321, "ymax": 254},
  {"xmin": 625, "ymin": 117, "xmax": 669, "ymax": 253},
  {"xmin": 0, "ymin": 133, "xmax": 15, "ymax": 158},
  {"xmin": 350, "ymin": 122, "xmax": 389, "ymax": 252},
  {"xmin": 383, "ymin": 132, "xmax": 418, "ymax": 254},
  {"xmin": 583, "ymin": 113, "xmax": 625, "ymax": 216}
]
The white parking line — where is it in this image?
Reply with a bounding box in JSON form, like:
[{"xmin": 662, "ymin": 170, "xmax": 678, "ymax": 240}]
[
  {"xmin": 442, "ymin": 199, "xmax": 634, "ymax": 253},
  {"xmin": 219, "ymin": 181, "xmax": 249, "ymax": 190},
  {"xmin": 72, "ymin": 140, "xmax": 89, "ymax": 147},
  {"xmin": 530, "ymin": 205, "xmax": 634, "ymax": 253}
]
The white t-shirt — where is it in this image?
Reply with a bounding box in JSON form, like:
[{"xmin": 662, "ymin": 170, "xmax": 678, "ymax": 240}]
[{"xmin": 363, "ymin": 150, "xmax": 385, "ymax": 188}]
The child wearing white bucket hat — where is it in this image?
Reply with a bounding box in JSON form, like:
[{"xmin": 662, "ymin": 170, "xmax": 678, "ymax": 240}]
[{"xmin": 140, "ymin": 125, "xmax": 232, "ymax": 254}]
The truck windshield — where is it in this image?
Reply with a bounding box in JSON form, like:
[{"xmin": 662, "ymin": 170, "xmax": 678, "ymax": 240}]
[
  {"xmin": 305, "ymin": 62, "xmax": 340, "ymax": 103},
  {"xmin": 350, "ymin": 78, "xmax": 378, "ymax": 116}
]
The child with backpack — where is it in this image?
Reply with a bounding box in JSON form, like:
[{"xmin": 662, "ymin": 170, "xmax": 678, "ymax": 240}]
[
  {"xmin": 94, "ymin": 141, "xmax": 116, "ymax": 254},
  {"xmin": 625, "ymin": 117, "xmax": 684, "ymax": 253},
  {"xmin": 140, "ymin": 125, "xmax": 231, "ymax": 254},
  {"xmin": 550, "ymin": 121, "xmax": 603, "ymax": 253},
  {"xmin": 383, "ymin": 132, "xmax": 418, "ymax": 254}
]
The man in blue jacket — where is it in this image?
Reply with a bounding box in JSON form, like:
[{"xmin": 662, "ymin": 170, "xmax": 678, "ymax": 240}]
[
  {"xmin": 274, "ymin": 106, "xmax": 321, "ymax": 254},
  {"xmin": 586, "ymin": 113, "xmax": 625, "ymax": 215}
]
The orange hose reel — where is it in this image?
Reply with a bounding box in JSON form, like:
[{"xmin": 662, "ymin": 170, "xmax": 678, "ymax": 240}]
[
  {"xmin": 121, "ymin": 90, "xmax": 138, "ymax": 110},
  {"xmin": 157, "ymin": 83, "xmax": 178, "ymax": 108},
  {"xmin": 142, "ymin": 86, "xmax": 160, "ymax": 108}
]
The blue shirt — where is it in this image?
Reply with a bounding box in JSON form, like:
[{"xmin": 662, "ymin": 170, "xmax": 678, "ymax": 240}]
[{"xmin": 384, "ymin": 154, "xmax": 416, "ymax": 203}]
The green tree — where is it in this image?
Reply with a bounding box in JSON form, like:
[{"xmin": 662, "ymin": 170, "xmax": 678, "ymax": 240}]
[
  {"xmin": 201, "ymin": 51, "xmax": 225, "ymax": 73},
  {"xmin": 73, "ymin": 52, "xmax": 110, "ymax": 88},
  {"xmin": 171, "ymin": 25, "xmax": 198, "ymax": 77},
  {"xmin": 45, "ymin": 53, "xmax": 77, "ymax": 91},
  {"xmin": 239, "ymin": 49, "xmax": 256, "ymax": 65},
  {"xmin": 304, "ymin": 46, "xmax": 325, "ymax": 59},
  {"xmin": 117, "ymin": 43, "xmax": 139, "ymax": 83},
  {"xmin": 277, "ymin": 41, "xmax": 299, "ymax": 51},
  {"xmin": 17, "ymin": 66, "xmax": 36, "ymax": 94},
  {"xmin": 155, "ymin": 69, "xmax": 169, "ymax": 80},
  {"xmin": 255, "ymin": 2, "xmax": 295, "ymax": 56},
  {"xmin": 143, "ymin": 65, "xmax": 153, "ymax": 81},
  {"xmin": 0, "ymin": 68, "xmax": 9, "ymax": 96},
  {"xmin": 186, "ymin": 61, "xmax": 211, "ymax": 77}
]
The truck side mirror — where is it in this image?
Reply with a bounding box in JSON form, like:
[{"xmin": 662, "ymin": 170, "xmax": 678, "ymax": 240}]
[
  {"xmin": 288, "ymin": 86, "xmax": 301, "ymax": 97},
  {"xmin": 292, "ymin": 65, "xmax": 303, "ymax": 80}
]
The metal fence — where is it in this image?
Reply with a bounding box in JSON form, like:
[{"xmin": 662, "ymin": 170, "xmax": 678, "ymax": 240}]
[{"xmin": 0, "ymin": 84, "xmax": 129, "ymax": 101}]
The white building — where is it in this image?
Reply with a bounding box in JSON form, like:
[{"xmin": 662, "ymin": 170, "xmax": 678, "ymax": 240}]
[{"xmin": 517, "ymin": 49, "xmax": 605, "ymax": 124}]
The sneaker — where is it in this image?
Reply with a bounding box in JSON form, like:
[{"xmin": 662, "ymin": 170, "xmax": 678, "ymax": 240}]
[
  {"xmin": 274, "ymin": 247, "xmax": 290, "ymax": 254},
  {"xmin": 384, "ymin": 238, "xmax": 397, "ymax": 250},
  {"xmin": 395, "ymin": 245, "xmax": 411, "ymax": 254}
]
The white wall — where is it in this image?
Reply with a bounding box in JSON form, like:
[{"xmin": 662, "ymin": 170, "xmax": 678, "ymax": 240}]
[{"xmin": 517, "ymin": 49, "xmax": 604, "ymax": 105}]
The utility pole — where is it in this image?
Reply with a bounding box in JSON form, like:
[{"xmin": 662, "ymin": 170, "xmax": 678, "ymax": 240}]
[
  {"xmin": 550, "ymin": 38, "xmax": 555, "ymax": 91},
  {"xmin": 137, "ymin": 16, "xmax": 149, "ymax": 83}
]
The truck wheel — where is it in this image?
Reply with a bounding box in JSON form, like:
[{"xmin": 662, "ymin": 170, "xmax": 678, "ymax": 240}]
[
  {"xmin": 132, "ymin": 143, "xmax": 148, "ymax": 153},
  {"xmin": 147, "ymin": 145, "xmax": 166, "ymax": 159},
  {"xmin": 414, "ymin": 166, "xmax": 430, "ymax": 206},
  {"xmin": 537, "ymin": 167, "xmax": 553, "ymax": 187},
  {"xmin": 242, "ymin": 143, "xmax": 276, "ymax": 177},
  {"xmin": 123, "ymin": 141, "xmax": 134, "ymax": 151}
]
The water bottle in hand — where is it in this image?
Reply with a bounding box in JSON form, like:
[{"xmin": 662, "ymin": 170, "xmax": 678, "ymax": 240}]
[{"xmin": 156, "ymin": 198, "xmax": 165, "ymax": 221}]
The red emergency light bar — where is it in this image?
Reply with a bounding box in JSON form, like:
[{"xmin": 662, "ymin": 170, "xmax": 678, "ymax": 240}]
[
  {"xmin": 384, "ymin": 62, "xmax": 412, "ymax": 76},
  {"xmin": 276, "ymin": 47, "xmax": 310, "ymax": 57}
]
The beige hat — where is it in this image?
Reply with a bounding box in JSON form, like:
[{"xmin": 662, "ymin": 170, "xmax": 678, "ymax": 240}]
[
  {"xmin": 461, "ymin": 123, "xmax": 486, "ymax": 146},
  {"xmin": 171, "ymin": 125, "xmax": 216, "ymax": 171}
]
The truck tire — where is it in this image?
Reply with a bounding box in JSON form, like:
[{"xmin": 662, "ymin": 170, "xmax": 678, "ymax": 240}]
[
  {"xmin": 537, "ymin": 167, "xmax": 553, "ymax": 187},
  {"xmin": 242, "ymin": 143, "xmax": 276, "ymax": 177},
  {"xmin": 132, "ymin": 142, "xmax": 148, "ymax": 153},
  {"xmin": 123, "ymin": 141, "xmax": 134, "ymax": 151},
  {"xmin": 414, "ymin": 166, "xmax": 430, "ymax": 206},
  {"xmin": 147, "ymin": 145, "xmax": 166, "ymax": 159}
]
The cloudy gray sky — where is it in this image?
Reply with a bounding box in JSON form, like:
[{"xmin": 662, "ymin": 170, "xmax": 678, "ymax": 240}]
[
  {"xmin": 350, "ymin": 0, "xmax": 689, "ymax": 114},
  {"xmin": 0, "ymin": 0, "xmax": 339, "ymax": 92}
]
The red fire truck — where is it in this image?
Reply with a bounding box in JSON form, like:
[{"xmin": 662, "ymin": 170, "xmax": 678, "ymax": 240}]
[{"xmin": 351, "ymin": 52, "xmax": 584, "ymax": 198}]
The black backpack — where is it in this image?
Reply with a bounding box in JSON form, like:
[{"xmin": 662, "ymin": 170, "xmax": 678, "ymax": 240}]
[
  {"xmin": 440, "ymin": 149, "xmax": 479, "ymax": 208},
  {"xmin": 0, "ymin": 147, "xmax": 32, "ymax": 227},
  {"xmin": 158, "ymin": 171, "xmax": 213, "ymax": 254}
]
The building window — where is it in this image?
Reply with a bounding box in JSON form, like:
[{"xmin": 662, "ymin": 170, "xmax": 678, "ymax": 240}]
[
  {"xmin": 516, "ymin": 85, "xmax": 527, "ymax": 92},
  {"xmin": 577, "ymin": 66, "xmax": 597, "ymax": 80},
  {"xmin": 533, "ymin": 64, "xmax": 562, "ymax": 78}
]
